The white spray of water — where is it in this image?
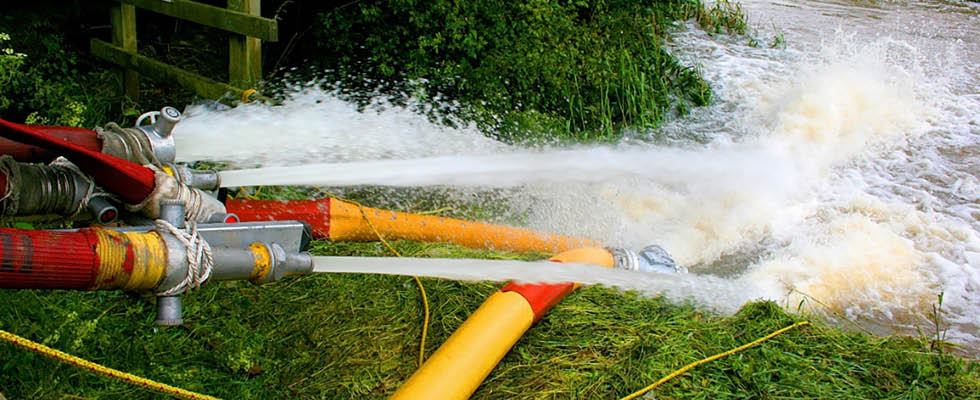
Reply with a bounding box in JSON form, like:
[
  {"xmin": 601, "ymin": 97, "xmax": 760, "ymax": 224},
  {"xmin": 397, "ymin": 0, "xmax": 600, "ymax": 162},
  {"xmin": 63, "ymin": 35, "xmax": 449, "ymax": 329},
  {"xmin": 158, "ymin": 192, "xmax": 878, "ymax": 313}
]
[
  {"xmin": 173, "ymin": 1, "xmax": 980, "ymax": 350},
  {"xmin": 174, "ymin": 88, "xmax": 507, "ymax": 167},
  {"xmin": 313, "ymin": 256, "xmax": 751, "ymax": 314},
  {"xmin": 218, "ymin": 146, "xmax": 795, "ymax": 189}
]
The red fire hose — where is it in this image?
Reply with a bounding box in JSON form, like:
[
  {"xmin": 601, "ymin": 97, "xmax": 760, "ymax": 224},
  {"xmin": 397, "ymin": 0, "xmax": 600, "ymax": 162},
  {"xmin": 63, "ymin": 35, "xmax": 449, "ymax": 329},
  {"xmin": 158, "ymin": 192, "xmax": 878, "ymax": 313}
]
[
  {"xmin": 0, "ymin": 118, "xmax": 155, "ymax": 204},
  {"xmin": 0, "ymin": 125, "xmax": 101, "ymax": 163},
  {"xmin": 0, "ymin": 227, "xmax": 165, "ymax": 291}
]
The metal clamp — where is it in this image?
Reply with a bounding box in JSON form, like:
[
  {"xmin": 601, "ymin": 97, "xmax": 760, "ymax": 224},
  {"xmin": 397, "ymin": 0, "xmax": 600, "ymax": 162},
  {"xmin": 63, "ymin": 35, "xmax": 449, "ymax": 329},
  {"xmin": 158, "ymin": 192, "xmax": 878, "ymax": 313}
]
[{"xmin": 609, "ymin": 245, "xmax": 685, "ymax": 274}]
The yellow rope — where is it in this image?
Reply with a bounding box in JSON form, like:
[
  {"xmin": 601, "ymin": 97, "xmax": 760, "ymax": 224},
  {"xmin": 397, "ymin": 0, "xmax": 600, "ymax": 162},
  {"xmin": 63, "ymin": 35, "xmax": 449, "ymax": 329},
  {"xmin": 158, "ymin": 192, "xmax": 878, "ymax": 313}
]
[
  {"xmin": 314, "ymin": 188, "xmax": 430, "ymax": 368},
  {"xmin": 619, "ymin": 321, "xmax": 810, "ymax": 400},
  {"xmin": 0, "ymin": 328, "xmax": 219, "ymax": 400}
]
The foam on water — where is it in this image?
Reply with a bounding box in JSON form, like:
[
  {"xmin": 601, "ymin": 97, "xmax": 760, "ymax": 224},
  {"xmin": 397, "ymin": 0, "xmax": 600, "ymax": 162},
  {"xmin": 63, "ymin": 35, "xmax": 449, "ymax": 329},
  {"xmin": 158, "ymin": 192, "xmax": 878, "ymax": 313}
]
[{"xmin": 174, "ymin": 1, "xmax": 980, "ymax": 351}]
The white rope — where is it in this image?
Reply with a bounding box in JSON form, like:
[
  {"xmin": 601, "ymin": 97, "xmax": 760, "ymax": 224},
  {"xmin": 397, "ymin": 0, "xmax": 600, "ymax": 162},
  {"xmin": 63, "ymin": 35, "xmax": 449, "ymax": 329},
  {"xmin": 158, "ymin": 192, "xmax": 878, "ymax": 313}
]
[
  {"xmin": 49, "ymin": 157, "xmax": 119, "ymax": 220},
  {"xmin": 154, "ymin": 219, "xmax": 214, "ymax": 296},
  {"xmin": 175, "ymin": 183, "xmax": 208, "ymax": 223},
  {"xmin": 0, "ymin": 156, "xmax": 19, "ymax": 216}
]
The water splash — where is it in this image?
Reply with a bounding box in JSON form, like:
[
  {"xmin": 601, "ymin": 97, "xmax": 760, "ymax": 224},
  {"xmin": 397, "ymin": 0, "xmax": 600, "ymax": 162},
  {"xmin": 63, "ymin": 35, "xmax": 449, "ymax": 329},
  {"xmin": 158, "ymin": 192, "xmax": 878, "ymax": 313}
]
[{"xmin": 173, "ymin": 1, "xmax": 980, "ymax": 352}]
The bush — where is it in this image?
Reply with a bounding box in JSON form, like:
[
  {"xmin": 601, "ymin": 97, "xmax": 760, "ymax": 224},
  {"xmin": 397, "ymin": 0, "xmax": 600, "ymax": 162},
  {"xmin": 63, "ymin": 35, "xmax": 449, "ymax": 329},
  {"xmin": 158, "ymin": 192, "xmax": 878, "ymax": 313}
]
[
  {"xmin": 310, "ymin": 0, "xmax": 745, "ymax": 142},
  {"xmin": 0, "ymin": 17, "xmax": 122, "ymax": 127}
]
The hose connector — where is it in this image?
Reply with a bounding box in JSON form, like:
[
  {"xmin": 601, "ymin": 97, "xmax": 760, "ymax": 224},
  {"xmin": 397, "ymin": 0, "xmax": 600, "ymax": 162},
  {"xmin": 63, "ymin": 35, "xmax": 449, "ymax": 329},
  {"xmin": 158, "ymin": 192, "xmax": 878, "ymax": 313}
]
[
  {"xmin": 0, "ymin": 156, "xmax": 119, "ymax": 223},
  {"xmin": 168, "ymin": 163, "xmax": 220, "ymax": 191},
  {"xmin": 609, "ymin": 245, "xmax": 686, "ymax": 274},
  {"xmin": 99, "ymin": 106, "xmax": 179, "ymax": 165}
]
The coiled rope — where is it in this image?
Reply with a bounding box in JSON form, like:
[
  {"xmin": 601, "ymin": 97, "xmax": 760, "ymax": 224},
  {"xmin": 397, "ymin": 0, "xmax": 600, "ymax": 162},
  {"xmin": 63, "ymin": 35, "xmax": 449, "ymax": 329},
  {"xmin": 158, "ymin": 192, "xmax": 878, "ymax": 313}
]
[
  {"xmin": 154, "ymin": 219, "xmax": 214, "ymax": 296},
  {"xmin": 97, "ymin": 122, "xmax": 161, "ymax": 166}
]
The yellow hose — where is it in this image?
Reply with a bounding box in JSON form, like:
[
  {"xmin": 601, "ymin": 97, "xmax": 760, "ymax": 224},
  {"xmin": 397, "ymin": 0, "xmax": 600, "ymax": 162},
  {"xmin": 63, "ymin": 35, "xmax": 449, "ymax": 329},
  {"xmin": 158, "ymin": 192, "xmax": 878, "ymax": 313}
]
[
  {"xmin": 0, "ymin": 328, "xmax": 219, "ymax": 400},
  {"xmin": 391, "ymin": 248, "xmax": 614, "ymax": 400}
]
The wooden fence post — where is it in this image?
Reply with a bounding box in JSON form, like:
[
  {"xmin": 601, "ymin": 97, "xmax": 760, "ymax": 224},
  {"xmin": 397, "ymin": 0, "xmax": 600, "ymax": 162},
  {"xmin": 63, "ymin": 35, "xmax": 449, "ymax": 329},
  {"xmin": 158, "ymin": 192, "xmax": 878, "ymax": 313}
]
[
  {"xmin": 110, "ymin": 4, "xmax": 139, "ymax": 99},
  {"xmin": 228, "ymin": 0, "xmax": 262, "ymax": 89},
  {"xmin": 96, "ymin": 0, "xmax": 277, "ymax": 102}
]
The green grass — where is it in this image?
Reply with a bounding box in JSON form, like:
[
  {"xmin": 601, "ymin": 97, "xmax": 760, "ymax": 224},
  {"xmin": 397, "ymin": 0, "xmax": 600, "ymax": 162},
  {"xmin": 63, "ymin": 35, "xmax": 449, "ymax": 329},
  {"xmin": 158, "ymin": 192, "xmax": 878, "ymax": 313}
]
[
  {"xmin": 1, "ymin": 238, "xmax": 978, "ymax": 399},
  {"xmin": 1, "ymin": 2, "xmax": 978, "ymax": 399},
  {"xmin": 306, "ymin": 0, "xmax": 749, "ymax": 143}
]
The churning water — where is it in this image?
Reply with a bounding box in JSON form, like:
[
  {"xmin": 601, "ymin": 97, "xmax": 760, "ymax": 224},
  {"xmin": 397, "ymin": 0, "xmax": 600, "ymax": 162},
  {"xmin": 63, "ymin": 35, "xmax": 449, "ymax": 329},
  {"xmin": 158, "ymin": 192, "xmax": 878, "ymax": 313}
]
[{"xmin": 176, "ymin": 1, "xmax": 980, "ymax": 352}]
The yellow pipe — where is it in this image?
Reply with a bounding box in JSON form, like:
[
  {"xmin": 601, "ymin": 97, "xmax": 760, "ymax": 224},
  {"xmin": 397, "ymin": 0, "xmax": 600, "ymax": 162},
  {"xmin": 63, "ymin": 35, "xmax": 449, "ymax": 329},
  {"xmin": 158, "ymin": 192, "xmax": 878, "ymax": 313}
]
[
  {"xmin": 390, "ymin": 291, "xmax": 535, "ymax": 400},
  {"xmin": 90, "ymin": 228, "xmax": 167, "ymax": 291},
  {"xmin": 390, "ymin": 248, "xmax": 614, "ymax": 400},
  {"xmin": 328, "ymin": 199, "xmax": 601, "ymax": 254}
]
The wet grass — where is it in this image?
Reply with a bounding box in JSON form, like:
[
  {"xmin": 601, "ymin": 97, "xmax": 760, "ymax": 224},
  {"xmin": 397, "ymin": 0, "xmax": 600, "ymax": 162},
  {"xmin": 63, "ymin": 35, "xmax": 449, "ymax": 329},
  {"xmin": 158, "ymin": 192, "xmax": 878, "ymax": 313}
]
[
  {"xmin": 2, "ymin": 2, "xmax": 979, "ymax": 399},
  {"xmin": 1, "ymin": 237, "xmax": 978, "ymax": 399}
]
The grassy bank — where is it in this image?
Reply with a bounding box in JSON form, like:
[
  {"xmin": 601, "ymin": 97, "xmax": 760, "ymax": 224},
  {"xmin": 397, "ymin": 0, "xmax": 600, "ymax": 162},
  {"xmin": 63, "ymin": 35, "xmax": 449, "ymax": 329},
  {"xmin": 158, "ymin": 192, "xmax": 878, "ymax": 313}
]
[
  {"xmin": 1, "ymin": 239, "xmax": 978, "ymax": 399},
  {"xmin": 2, "ymin": 1, "xmax": 980, "ymax": 399}
]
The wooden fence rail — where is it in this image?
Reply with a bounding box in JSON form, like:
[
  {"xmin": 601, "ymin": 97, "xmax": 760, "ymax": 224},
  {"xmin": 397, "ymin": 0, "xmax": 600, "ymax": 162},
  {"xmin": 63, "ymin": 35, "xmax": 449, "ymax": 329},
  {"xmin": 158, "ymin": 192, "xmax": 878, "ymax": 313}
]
[{"xmin": 92, "ymin": 0, "xmax": 277, "ymax": 101}]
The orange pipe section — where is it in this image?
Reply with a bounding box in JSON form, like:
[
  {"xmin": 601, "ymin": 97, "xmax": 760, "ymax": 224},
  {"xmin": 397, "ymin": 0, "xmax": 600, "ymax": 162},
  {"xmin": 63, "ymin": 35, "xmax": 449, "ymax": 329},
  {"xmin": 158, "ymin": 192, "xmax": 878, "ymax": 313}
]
[
  {"xmin": 226, "ymin": 198, "xmax": 601, "ymax": 254},
  {"xmin": 390, "ymin": 248, "xmax": 614, "ymax": 400}
]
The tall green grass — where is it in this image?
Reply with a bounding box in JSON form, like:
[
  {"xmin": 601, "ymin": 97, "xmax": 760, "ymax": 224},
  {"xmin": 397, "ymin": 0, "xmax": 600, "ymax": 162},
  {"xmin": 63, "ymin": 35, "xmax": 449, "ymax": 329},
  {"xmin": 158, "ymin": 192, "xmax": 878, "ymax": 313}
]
[{"xmin": 309, "ymin": 0, "xmax": 747, "ymax": 142}]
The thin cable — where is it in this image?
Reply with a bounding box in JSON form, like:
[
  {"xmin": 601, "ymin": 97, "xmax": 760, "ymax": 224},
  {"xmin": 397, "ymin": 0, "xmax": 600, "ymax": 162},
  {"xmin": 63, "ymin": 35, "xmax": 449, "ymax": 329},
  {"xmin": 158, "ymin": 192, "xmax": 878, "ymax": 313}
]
[
  {"xmin": 619, "ymin": 321, "xmax": 810, "ymax": 400},
  {"xmin": 352, "ymin": 197, "xmax": 430, "ymax": 368},
  {"xmin": 0, "ymin": 328, "xmax": 219, "ymax": 400},
  {"xmin": 315, "ymin": 188, "xmax": 430, "ymax": 368}
]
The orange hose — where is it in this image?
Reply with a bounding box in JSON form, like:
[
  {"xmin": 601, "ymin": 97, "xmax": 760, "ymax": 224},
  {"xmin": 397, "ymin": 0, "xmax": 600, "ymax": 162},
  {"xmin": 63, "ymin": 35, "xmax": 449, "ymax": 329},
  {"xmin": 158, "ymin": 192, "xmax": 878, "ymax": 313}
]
[{"xmin": 328, "ymin": 199, "xmax": 600, "ymax": 253}]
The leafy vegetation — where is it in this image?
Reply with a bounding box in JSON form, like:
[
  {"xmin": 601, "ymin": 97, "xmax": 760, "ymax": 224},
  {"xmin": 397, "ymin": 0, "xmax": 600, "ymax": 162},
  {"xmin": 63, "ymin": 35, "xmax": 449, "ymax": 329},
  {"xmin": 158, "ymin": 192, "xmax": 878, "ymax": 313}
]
[
  {"xmin": 0, "ymin": 17, "xmax": 119, "ymax": 127},
  {"xmin": 0, "ymin": 10, "xmax": 198, "ymax": 128},
  {"xmin": 310, "ymin": 0, "xmax": 746, "ymax": 142}
]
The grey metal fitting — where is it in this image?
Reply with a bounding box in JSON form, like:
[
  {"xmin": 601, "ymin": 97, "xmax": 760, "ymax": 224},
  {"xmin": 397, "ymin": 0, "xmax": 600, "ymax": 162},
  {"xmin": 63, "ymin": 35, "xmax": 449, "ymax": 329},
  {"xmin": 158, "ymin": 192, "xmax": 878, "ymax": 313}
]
[
  {"xmin": 205, "ymin": 212, "xmax": 240, "ymax": 224},
  {"xmin": 99, "ymin": 106, "xmax": 180, "ymax": 165},
  {"xmin": 169, "ymin": 163, "xmax": 221, "ymax": 191},
  {"xmin": 609, "ymin": 245, "xmax": 686, "ymax": 274},
  {"xmin": 124, "ymin": 106, "xmax": 179, "ymax": 164},
  {"xmin": 86, "ymin": 196, "xmax": 119, "ymax": 224},
  {"xmin": 153, "ymin": 106, "xmax": 181, "ymax": 138},
  {"xmin": 0, "ymin": 156, "xmax": 119, "ymax": 223},
  {"xmin": 135, "ymin": 106, "xmax": 179, "ymax": 163},
  {"xmin": 154, "ymin": 296, "xmax": 183, "ymax": 326},
  {"xmin": 250, "ymin": 242, "xmax": 315, "ymax": 284},
  {"xmin": 149, "ymin": 220, "xmax": 314, "ymax": 292},
  {"xmin": 158, "ymin": 198, "xmax": 187, "ymax": 228}
]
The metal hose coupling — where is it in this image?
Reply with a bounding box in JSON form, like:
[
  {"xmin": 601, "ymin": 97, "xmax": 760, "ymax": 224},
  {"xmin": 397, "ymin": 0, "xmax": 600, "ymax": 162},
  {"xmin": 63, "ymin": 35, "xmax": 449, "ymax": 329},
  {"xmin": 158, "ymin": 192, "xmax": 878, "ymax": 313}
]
[
  {"xmin": 609, "ymin": 245, "xmax": 687, "ymax": 274},
  {"xmin": 167, "ymin": 163, "xmax": 220, "ymax": 191},
  {"xmin": 149, "ymin": 200, "xmax": 314, "ymax": 325},
  {"xmin": 98, "ymin": 106, "xmax": 180, "ymax": 165},
  {"xmin": 0, "ymin": 155, "xmax": 118, "ymax": 223}
]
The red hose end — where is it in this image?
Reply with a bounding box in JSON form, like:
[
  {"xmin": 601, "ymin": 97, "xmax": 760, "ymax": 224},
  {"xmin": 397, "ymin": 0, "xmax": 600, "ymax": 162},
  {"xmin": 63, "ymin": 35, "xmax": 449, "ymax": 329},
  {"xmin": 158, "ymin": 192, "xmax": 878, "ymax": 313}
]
[
  {"xmin": 500, "ymin": 281, "xmax": 577, "ymax": 323},
  {"xmin": 226, "ymin": 198, "xmax": 332, "ymax": 238},
  {"xmin": 0, "ymin": 119, "xmax": 155, "ymax": 204},
  {"xmin": 0, "ymin": 228, "xmax": 99, "ymax": 289}
]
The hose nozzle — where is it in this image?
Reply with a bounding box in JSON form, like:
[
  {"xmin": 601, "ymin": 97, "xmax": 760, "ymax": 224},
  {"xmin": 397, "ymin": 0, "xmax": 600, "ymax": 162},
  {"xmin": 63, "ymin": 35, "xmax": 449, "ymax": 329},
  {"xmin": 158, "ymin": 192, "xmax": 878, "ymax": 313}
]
[{"xmin": 609, "ymin": 245, "xmax": 686, "ymax": 274}]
